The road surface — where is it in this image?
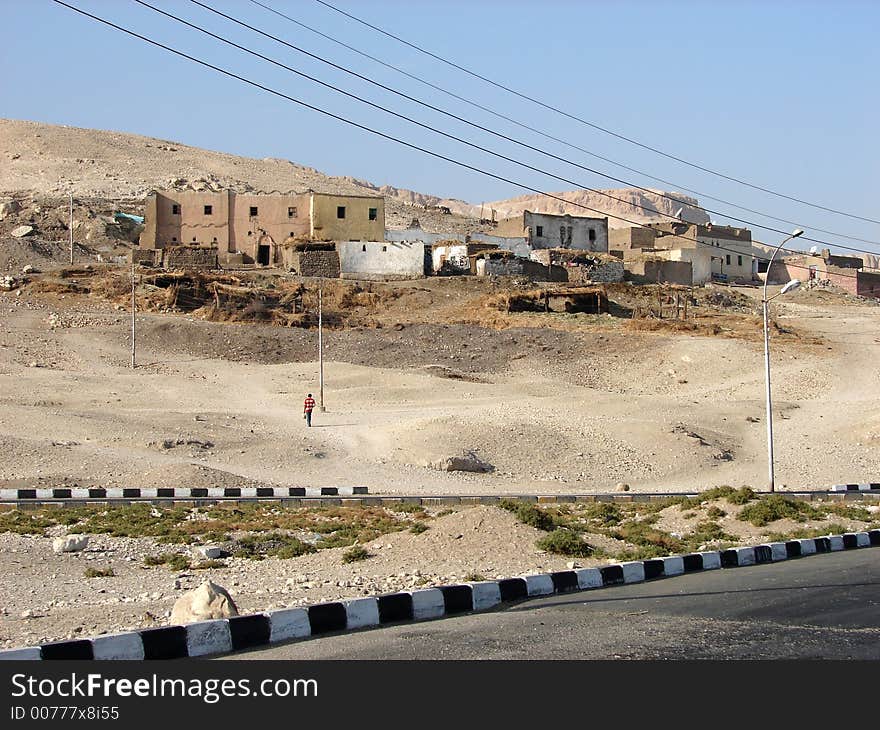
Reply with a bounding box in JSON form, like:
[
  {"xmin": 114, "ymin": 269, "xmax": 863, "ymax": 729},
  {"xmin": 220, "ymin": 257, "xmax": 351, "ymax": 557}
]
[{"xmin": 224, "ymin": 549, "xmax": 880, "ymax": 660}]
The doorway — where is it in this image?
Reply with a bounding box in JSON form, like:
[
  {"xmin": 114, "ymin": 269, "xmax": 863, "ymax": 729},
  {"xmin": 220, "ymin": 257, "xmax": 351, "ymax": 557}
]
[{"xmin": 257, "ymin": 245, "xmax": 271, "ymax": 266}]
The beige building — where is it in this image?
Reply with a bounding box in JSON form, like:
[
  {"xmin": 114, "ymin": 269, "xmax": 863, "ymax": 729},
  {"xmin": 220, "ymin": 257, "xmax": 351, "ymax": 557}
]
[
  {"xmin": 612, "ymin": 223, "xmax": 754, "ymax": 282},
  {"xmin": 650, "ymin": 221, "xmax": 754, "ymax": 281},
  {"xmin": 139, "ymin": 190, "xmax": 384, "ymax": 265},
  {"xmin": 495, "ymin": 210, "xmax": 609, "ymax": 252}
]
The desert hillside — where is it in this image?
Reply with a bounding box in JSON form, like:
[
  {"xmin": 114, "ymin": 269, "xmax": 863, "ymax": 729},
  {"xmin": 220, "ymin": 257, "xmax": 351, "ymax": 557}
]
[
  {"xmin": 452, "ymin": 188, "xmax": 709, "ymax": 229},
  {"xmin": 0, "ymin": 118, "xmax": 706, "ymax": 232}
]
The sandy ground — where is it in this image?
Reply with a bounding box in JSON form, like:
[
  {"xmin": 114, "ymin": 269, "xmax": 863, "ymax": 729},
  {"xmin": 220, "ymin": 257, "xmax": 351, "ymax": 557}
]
[
  {"xmin": 1, "ymin": 278, "xmax": 880, "ymax": 649},
  {"xmin": 0, "ymin": 281, "xmax": 878, "ymax": 495}
]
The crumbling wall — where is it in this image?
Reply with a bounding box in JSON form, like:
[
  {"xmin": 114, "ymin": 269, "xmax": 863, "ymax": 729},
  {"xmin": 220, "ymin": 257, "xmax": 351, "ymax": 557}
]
[
  {"xmin": 566, "ymin": 260, "xmax": 624, "ymax": 284},
  {"xmin": 163, "ymin": 246, "xmax": 218, "ymax": 270},
  {"xmin": 284, "ymin": 250, "xmax": 340, "ymax": 278},
  {"xmin": 483, "ymin": 256, "xmax": 566, "ymax": 281},
  {"xmin": 131, "ymin": 248, "xmax": 160, "ymax": 267}
]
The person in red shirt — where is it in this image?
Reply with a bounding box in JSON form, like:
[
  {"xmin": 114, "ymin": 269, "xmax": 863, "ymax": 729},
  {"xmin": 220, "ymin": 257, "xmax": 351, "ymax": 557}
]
[{"xmin": 303, "ymin": 393, "xmax": 316, "ymax": 427}]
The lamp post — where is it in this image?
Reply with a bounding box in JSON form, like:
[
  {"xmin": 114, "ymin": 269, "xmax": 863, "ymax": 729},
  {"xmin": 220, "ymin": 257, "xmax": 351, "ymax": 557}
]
[
  {"xmin": 762, "ymin": 228, "xmax": 804, "ymax": 492},
  {"xmin": 318, "ymin": 280, "xmax": 325, "ymax": 412}
]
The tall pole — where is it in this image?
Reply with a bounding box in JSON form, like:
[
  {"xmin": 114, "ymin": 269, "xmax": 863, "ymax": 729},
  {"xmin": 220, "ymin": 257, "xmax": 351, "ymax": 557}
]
[
  {"xmin": 68, "ymin": 192, "xmax": 74, "ymax": 265},
  {"xmin": 762, "ymin": 296, "xmax": 774, "ymax": 492},
  {"xmin": 318, "ymin": 281, "xmax": 324, "ymax": 411},
  {"xmin": 130, "ymin": 261, "xmax": 136, "ymax": 370},
  {"xmin": 762, "ymin": 230, "xmax": 801, "ymax": 493}
]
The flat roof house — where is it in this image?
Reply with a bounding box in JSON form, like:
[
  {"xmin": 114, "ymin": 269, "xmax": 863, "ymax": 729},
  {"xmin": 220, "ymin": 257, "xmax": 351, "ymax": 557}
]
[{"xmin": 138, "ymin": 190, "xmax": 384, "ymax": 266}]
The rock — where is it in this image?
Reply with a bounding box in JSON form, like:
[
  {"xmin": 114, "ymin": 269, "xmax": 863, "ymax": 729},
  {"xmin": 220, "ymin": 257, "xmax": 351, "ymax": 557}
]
[
  {"xmin": 170, "ymin": 581, "xmax": 238, "ymax": 625},
  {"xmin": 0, "ymin": 199, "xmax": 21, "ymax": 220},
  {"xmin": 615, "ymin": 482, "xmax": 630, "ymax": 492},
  {"xmin": 21, "ymin": 265, "xmax": 39, "ymax": 275},
  {"xmin": 566, "ymin": 561, "xmax": 581, "ymax": 569},
  {"xmin": 10, "ymin": 225, "xmax": 34, "ymax": 238},
  {"xmin": 192, "ymin": 545, "xmax": 224, "ymax": 560},
  {"xmin": 52, "ymin": 534, "xmax": 89, "ymax": 554},
  {"xmin": 429, "ymin": 451, "xmax": 494, "ymax": 473},
  {"xmin": 20, "ymin": 610, "xmax": 35, "ymax": 619}
]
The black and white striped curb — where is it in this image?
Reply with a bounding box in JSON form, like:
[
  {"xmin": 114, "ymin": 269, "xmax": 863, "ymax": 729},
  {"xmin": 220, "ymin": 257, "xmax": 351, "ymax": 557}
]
[
  {"xmin": 0, "ymin": 486, "xmax": 368, "ymax": 501},
  {"xmin": 2, "ymin": 529, "xmax": 877, "ymax": 661},
  {"xmin": 831, "ymin": 483, "xmax": 880, "ymax": 493}
]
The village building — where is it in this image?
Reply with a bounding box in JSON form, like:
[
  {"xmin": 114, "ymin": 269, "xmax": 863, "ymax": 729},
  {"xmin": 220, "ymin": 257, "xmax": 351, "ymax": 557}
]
[
  {"xmin": 529, "ymin": 249, "xmax": 624, "ymax": 284},
  {"xmin": 495, "ymin": 211, "xmax": 609, "ymax": 253},
  {"xmin": 768, "ymin": 249, "xmax": 880, "ymax": 299},
  {"xmin": 474, "ymin": 249, "xmax": 566, "ymax": 281},
  {"xmin": 432, "ymin": 241, "xmax": 499, "ymax": 274},
  {"xmin": 337, "ymin": 240, "xmax": 430, "ymax": 280},
  {"xmin": 138, "ymin": 190, "xmax": 384, "ymax": 266},
  {"xmin": 649, "ymin": 221, "xmax": 754, "ymax": 281},
  {"xmin": 611, "ymin": 224, "xmax": 738, "ymax": 284}
]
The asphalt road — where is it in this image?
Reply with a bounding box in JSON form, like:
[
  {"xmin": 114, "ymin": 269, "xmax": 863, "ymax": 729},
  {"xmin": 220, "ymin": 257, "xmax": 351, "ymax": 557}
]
[{"xmin": 224, "ymin": 549, "xmax": 880, "ymax": 660}]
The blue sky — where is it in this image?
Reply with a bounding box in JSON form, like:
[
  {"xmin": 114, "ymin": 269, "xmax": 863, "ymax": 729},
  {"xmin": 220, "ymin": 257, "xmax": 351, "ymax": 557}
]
[{"xmin": 2, "ymin": 0, "xmax": 878, "ymax": 251}]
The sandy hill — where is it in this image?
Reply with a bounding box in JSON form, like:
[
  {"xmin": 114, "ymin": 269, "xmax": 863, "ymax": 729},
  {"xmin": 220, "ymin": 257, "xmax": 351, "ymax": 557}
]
[
  {"xmin": 467, "ymin": 188, "xmax": 709, "ymax": 229},
  {"xmin": 0, "ymin": 117, "xmax": 706, "ymax": 233}
]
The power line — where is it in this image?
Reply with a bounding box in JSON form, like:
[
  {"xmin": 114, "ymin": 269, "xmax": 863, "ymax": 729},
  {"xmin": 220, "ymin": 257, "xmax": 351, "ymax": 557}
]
[
  {"xmin": 247, "ymin": 0, "xmax": 880, "ymax": 249},
  {"xmin": 314, "ymin": 0, "xmax": 880, "ymax": 228},
  {"xmin": 152, "ymin": 0, "xmax": 880, "ymax": 259},
  {"xmin": 49, "ymin": 0, "xmax": 869, "ymax": 286}
]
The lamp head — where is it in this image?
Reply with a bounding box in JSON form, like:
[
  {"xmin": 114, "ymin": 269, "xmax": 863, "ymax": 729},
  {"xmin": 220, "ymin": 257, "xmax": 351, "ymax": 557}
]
[
  {"xmin": 780, "ymin": 279, "xmax": 801, "ymax": 295},
  {"xmin": 791, "ymin": 228, "xmax": 804, "ymax": 238}
]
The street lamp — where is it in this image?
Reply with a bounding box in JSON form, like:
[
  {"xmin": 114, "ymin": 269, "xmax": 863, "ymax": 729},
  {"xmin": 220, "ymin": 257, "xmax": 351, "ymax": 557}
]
[{"xmin": 762, "ymin": 228, "xmax": 804, "ymax": 492}]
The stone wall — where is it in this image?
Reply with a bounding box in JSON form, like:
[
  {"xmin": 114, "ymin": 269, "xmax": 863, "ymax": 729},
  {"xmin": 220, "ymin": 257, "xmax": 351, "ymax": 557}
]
[
  {"xmin": 483, "ymin": 256, "xmax": 567, "ymax": 281},
  {"xmin": 284, "ymin": 250, "xmax": 340, "ymax": 278},
  {"xmin": 163, "ymin": 246, "xmax": 218, "ymax": 270},
  {"xmin": 131, "ymin": 248, "xmax": 160, "ymax": 267}
]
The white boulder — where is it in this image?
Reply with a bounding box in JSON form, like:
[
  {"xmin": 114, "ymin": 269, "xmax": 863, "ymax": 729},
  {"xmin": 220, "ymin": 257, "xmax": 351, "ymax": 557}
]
[
  {"xmin": 170, "ymin": 581, "xmax": 238, "ymax": 625},
  {"xmin": 52, "ymin": 534, "xmax": 89, "ymax": 554}
]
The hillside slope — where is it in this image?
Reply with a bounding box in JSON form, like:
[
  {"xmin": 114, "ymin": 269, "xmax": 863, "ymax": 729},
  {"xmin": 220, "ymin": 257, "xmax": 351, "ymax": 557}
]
[{"xmin": 0, "ymin": 118, "xmax": 707, "ymax": 234}]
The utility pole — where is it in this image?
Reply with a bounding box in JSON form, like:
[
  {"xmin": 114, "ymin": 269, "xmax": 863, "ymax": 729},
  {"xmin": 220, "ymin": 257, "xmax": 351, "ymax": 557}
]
[
  {"xmin": 318, "ymin": 281, "xmax": 325, "ymax": 411},
  {"xmin": 130, "ymin": 261, "xmax": 137, "ymax": 369},
  {"xmin": 68, "ymin": 192, "xmax": 74, "ymax": 265}
]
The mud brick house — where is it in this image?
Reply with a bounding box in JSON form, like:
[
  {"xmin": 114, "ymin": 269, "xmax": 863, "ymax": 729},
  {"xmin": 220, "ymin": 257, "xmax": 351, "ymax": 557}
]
[
  {"xmin": 495, "ymin": 210, "xmax": 609, "ymax": 253},
  {"xmin": 138, "ymin": 190, "xmax": 384, "ymax": 266},
  {"xmin": 610, "ymin": 225, "xmax": 725, "ymax": 285},
  {"xmin": 768, "ymin": 249, "xmax": 880, "ymax": 299}
]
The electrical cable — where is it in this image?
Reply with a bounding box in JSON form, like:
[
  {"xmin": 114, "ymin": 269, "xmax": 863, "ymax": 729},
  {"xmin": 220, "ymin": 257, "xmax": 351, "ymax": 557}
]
[
  {"xmin": 50, "ymin": 0, "xmax": 872, "ymax": 287},
  {"xmin": 314, "ymin": 0, "xmax": 880, "ymax": 227},
  {"xmin": 246, "ymin": 0, "xmax": 880, "ymax": 248},
  {"xmin": 126, "ymin": 0, "xmax": 880, "ymax": 260}
]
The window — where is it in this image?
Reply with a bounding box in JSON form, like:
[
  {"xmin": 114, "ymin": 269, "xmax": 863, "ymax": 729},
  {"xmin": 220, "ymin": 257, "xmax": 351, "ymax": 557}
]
[
  {"xmin": 171, "ymin": 236, "xmax": 177, "ymax": 242},
  {"xmin": 726, "ymin": 254, "xmax": 731, "ymax": 265},
  {"xmin": 337, "ymin": 206, "xmax": 346, "ymax": 219},
  {"xmin": 290, "ymin": 232, "xmax": 295, "ymax": 237},
  {"xmin": 589, "ymin": 228, "xmax": 596, "ymax": 241},
  {"xmin": 171, "ymin": 204, "xmax": 180, "ymax": 215},
  {"xmin": 204, "ymin": 205, "xmax": 212, "ymax": 215},
  {"xmin": 212, "ymin": 237, "xmax": 217, "ymax": 243},
  {"xmin": 738, "ymin": 255, "xmax": 743, "ymax": 267},
  {"xmin": 382, "ymin": 245, "xmax": 387, "ymax": 252},
  {"xmin": 369, "ymin": 207, "xmax": 378, "ymax": 221},
  {"xmin": 192, "ymin": 237, "xmax": 197, "ymax": 242},
  {"xmin": 535, "ymin": 225, "xmax": 543, "ymax": 237},
  {"xmin": 288, "ymin": 207, "xmax": 297, "ymax": 218},
  {"xmin": 362, "ymin": 244, "xmax": 366, "ymax": 252},
  {"xmin": 249, "ymin": 206, "xmax": 258, "ymax": 217}
]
